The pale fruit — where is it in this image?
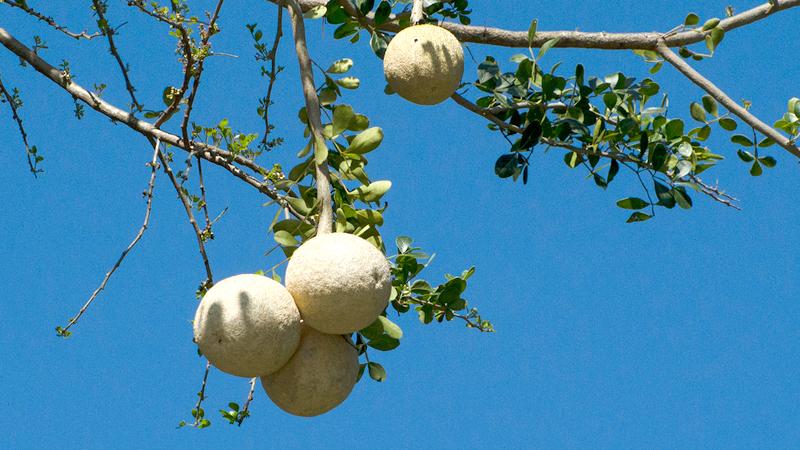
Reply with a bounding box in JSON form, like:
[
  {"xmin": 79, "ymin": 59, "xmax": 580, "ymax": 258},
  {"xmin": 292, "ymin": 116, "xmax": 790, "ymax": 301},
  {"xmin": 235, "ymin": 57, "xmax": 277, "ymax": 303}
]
[
  {"xmin": 285, "ymin": 232, "xmax": 391, "ymax": 335},
  {"xmin": 193, "ymin": 274, "xmax": 301, "ymax": 377},
  {"xmin": 383, "ymin": 24, "xmax": 464, "ymax": 105},
  {"xmin": 261, "ymin": 327, "xmax": 359, "ymax": 417}
]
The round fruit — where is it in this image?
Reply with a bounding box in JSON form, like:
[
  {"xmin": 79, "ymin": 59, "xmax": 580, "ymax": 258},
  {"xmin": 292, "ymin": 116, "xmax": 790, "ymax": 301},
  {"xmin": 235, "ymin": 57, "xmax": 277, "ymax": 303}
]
[
  {"xmin": 383, "ymin": 24, "xmax": 464, "ymax": 105},
  {"xmin": 261, "ymin": 327, "xmax": 359, "ymax": 417},
  {"xmin": 285, "ymin": 233, "xmax": 391, "ymax": 335},
  {"xmin": 193, "ymin": 274, "xmax": 301, "ymax": 377}
]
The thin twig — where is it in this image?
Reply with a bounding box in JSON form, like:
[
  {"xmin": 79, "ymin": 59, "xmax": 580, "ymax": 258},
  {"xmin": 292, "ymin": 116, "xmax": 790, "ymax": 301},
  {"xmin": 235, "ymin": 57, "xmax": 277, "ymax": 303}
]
[
  {"xmin": 0, "ymin": 27, "xmax": 307, "ymax": 221},
  {"xmin": 656, "ymin": 40, "xmax": 800, "ymax": 159},
  {"xmin": 92, "ymin": 0, "xmax": 142, "ymax": 111},
  {"xmin": 261, "ymin": 3, "xmax": 284, "ymax": 148},
  {"xmin": 236, "ymin": 378, "xmax": 257, "ymax": 426},
  {"xmin": 2, "ymin": 1, "xmax": 101, "ymax": 40},
  {"xmin": 0, "ymin": 73, "xmax": 39, "ymax": 175},
  {"xmin": 59, "ymin": 138, "xmax": 161, "ymax": 335},
  {"xmin": 192, "ymin": 360, "xmax": 211, "ymax": 427},
  {"xmin": 159, "ymin": 149, "xmax": 214, "ymax": 285}
]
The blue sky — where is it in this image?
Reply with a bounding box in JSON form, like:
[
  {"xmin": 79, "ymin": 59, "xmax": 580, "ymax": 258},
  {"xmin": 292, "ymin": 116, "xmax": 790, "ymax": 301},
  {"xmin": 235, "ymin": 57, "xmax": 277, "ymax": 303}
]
[{"xmin": 1, "ymin": 1, "xmax": 799, "ymax": 448}]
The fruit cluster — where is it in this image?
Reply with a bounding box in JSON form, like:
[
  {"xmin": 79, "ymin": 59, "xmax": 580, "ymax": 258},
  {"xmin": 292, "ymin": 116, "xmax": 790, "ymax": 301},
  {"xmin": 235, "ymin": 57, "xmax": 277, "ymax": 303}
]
[{"xmin": 193, "ymin": 233, "xmax": 391, "ymax": 417}]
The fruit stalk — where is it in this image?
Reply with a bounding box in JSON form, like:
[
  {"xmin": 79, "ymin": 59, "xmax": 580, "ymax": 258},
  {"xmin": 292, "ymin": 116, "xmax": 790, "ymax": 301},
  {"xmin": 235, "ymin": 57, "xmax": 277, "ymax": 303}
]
[{"xmin": 287, "ymin": 0, "xmax": 334, "ymax": 234}]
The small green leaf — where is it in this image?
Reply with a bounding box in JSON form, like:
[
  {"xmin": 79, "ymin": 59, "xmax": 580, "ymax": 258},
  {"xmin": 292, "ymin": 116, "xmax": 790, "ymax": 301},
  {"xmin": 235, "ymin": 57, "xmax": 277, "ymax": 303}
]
[
  {"xmin": 332, "ymin": 104, "xmax": 355, "ymax": 135},
  {"xmin": 616, "ymin": 197, "xmax": 650, "ymax": 210},
  {"xmin": 527, "ymin": 19, "xmax": 537, "ymax": 47},
  {"xmin": 737, "ymin": 149, "xmax": 755, "ymax": 162},
  {"xmin": 690, "ymin": 102, "xmax": 707, "ymax": 122},
  {"xmin": 347, "ymin": 127, "xmax": 383, "ymax": 154},
  {"xmin": 326, "ymin": 58, "xmax": 353, "ymax": 74},
  {"xmin": 702, "ymin": 95, "xmax": 719, "ymax": 116},
  {"xmin": 377, "ymin": 316, "xmax": 403, "ymax": 339},
  {"xmin": 684, "ymin": 13, "xmax": 700, "ymax": 26},
  {"xmin": 759, "ymin": 156, "xmax": 777, "ymax": 168},
  {"xmin": 731, "ymin": 134, "xmax": 754, "ymax": 146},
  {"xmin": 336, "ymin": 77, "xmax": 360, "ymax": 89},
  {"xmin": 719, "ymin": 117, "xmax": 737, "ymax": 131},
  {"xmin": 352, "ymin": 180, "xmax": 392, "ymax": 203},
  {"xmin": 367, "ymin": 362, "xmax": 386, "ymax": 382},
  {"xmin": 626, "ymin": 212, "xmax": 653, "ymax": 223},
  {"xmin": 273, "ymin": 230, "xmax": 299, "ymax": 247},
  {"xmin": 702, "ymin": 18, "xmax": 720, "ymax": 31},
  {"xmin": 750, "ymin": 160, "xmax": 763, "ymax": 176}
]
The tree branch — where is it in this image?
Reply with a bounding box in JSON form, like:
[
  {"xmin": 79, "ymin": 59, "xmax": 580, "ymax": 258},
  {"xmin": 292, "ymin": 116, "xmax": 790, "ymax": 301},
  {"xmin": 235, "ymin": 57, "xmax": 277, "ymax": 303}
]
[
  {"xmin": 277, "ymin": 0, "xmax": 800, "ymax": 50},
  {"xmin": 57, "ymin": 138, "xmax": 161, "ymax": 336},
  {"xmin": 92, "ymin": 0, "xmax": 142, "ymax": 111},
  {"xmin": 0, "ymin": 73, "xmax": 40, "ymax": 174},
  {"xmin": 286, "ymin": 0, "xmax": 334, "ymax": 235},
  {"xmin": 0, "ymin": 26, "xmax": 308, "ymax": 220},
  {"xmin": 1, "ymin": 0, "xmax": 101, "ymax": 40},
  {"xmin": 655, "ymin": 40, "xmax": 800, "ymax": 159},
  {"xmin": 410, "ymin": 0, "xmax": 425, "ymax": 25}
]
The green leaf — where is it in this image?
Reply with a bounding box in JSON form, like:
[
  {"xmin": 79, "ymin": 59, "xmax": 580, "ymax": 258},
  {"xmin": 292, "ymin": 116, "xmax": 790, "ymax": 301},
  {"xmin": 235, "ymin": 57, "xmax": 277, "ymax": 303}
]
[
  {"xmin": 326, "ymin": 58, "xmax": 353, "ymax": 74},
  {"xmin": 626, "ymin": 212, "xmax": 653, "ymax": 223},
  {"xmin": 654, "ymin": 181, "xmax": 676, "ymax": 208},
  {"xmin": 759, "ymin": 156, "xmax": 777, "ymax": 168},
  {"xmin": 347, "ymin": 127, "xmax": 383, "ymax": 154},
  {"xmin": 332, "ymin": 105, "xmax": 355, "ymax": 135},
  {"xmin": 374, "ymin": 1, "xmax": 391, "ymax": 24},
  {"xmin": 348, "ymin": 114, "xmax": 370, "ymax": 131},
  {"xmin": 273, "ymin": 230, "xmax": 299, "ymax": 247},
  {"xmin": 737, "ymin": 149, "xmax": 755, "ymax": 162},
  {"xmin": 750, "ymin": 160, "xmax": 763, "ymax": 176},
  {"xmin": 616, "ymin": 197, "xmax": 650, "ymax": 210},
  {"xmin": 367, "ymin": 334, "xmax": 400, "ymax": 351},
  {"xmin": 719, "ymin": 117, "xmax": 738, "ymax": 131},
  {"xmin": 527, "ymin": 19, "xmax": 537, "ymax": 47},
  {"xmin": 702, "ymin": 18, "xmax": 720, "ymax": 31},
  {"xmin": 396, "ymin": 236, "xmax": 412, "ymax": 253},
  {"xmin": 313, "ymin": 137, "xmax": 328, "ymax": 165},
  {"xmin": 377, "ymin": 316, "xmax": 403, "ymax": 339},
  {"xmin": 672, "ymin": 187, "xmax": 693, "ymax": 209},
  {"xmin": 495, "ymin": 154, "xmax": 519, "ymax": 178},
  {"xmin": 537, "ymin": 37, "xmax": 561, "ymax": 60},
  {"xmin": 731, "ymin": 134, "xmax": 754, "ymax": 146},
  {"xmin": 690, "ymin": 102, "xmax": 707, "ymax": 122},
  {"xmin": 303, "ymin": 5, "xmax": 327, "ymax": 19},
  {"xmin": 367, "ymin": 362, "xmax": 386, "ymax": 382},
  {"xmin": 702, "ymin": 95, "xmax": 719, "ymax": 116},
  {"xmin": 336, "ymin": 77, "xmax": 360, "ymax": 89},
  {"xmin": 664, "ymin": 119, "xmax": 685, "ymax": 140},
  {"xmin": 352, "ymin": 180, "xmax": 392, "ymax": 203},
  {"xmin": 684, "ymin": 13, "xmax": 700, "ymax": 26}
]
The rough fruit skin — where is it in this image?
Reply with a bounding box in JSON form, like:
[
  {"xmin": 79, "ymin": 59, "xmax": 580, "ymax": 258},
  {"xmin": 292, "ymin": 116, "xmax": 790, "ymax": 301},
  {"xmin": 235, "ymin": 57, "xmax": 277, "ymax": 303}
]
[
  {"xmin": 285, "ymin": 233, "xmax": 391, "ymax": 335},
  {"xmin": 383, "ymin": 24, "xmax": 464, "ymax": 105},
  {"xmin": 193, "ymin": 274, "xmax": 301, "ymax": 377},
  {"xmin": 261, "ymin": 327, "xmax": 359, "ymax": 417}
]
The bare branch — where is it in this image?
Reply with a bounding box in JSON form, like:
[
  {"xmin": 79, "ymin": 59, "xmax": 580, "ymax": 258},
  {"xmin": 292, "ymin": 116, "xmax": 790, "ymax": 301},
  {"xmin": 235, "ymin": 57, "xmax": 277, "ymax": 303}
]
[
  {"xmin": 159, "ymin": 149, "xmax": 214, "ymax": 286},
  {"xmin": 277, "ymin": 0, "xmax": 800, "ymax": 50},
  {"xmin": 286, "ymin": 0, "xmax": 333, "ymax": 235},
  {"xmin": 655, "ymin": 40, "xmax": 800, "ymax": 159},
  {"xmin": 2, "ymin": 1, "xmax": 101, "ymax": 40},
  {"xmin": 0, "ymin": 26, "xmax": 308, "ymax": 220},
  {"xmin": 236, "ymin": 378, "xmax": 257, "ymax": 426},
  {"xmin": 0, "ymin": 73, "xmax": 40, "ymax": 175},
  {"xmin": 91, "ymin": 0, "xmax": 142, "ymax": 111},
  {"xmin": 58, "ymin": 139, "xmax": 161, "ymax": 336},
  {"xmin": 260, "ymin": 3, "xmax": 284, "ymax": 148}
]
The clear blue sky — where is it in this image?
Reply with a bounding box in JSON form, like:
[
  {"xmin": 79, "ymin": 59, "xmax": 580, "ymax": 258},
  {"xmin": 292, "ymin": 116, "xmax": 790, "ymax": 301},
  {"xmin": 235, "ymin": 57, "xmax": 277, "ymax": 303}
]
[{"xmin": 1, "ymin": 1, "xmax": 799, "ymax": 448}]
